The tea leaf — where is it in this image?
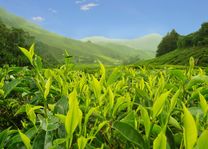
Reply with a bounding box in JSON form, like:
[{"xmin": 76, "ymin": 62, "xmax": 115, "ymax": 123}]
[
  {"xmin": 65, "ymin": 90, "xmax": 82, "ymax": 137},
  {"xmin": 3, "ymin": 79, "xmax": 22, "ymax": 98},
  {"xmin": 19, "ymin": 47, "xmax": 33, "ymax": 64},
  {"xmin": 78, "ymin": 136, "xmax": 88, "ymax": 149},
  {"xmin": 99, "ymin": 61, "xmax": 106, "ymax": 84},
  {"xmin": 32, "ymin": 130, "xmax": 53, "ymax": 148},
  {"xmin": 196, "ymin": 129, "xmax": 208, "ymax": 149},
  {"xmin": 140, "ymin": 106, "xmax": 151, "ymax": 138},
  {"xmin": 112, "ymin": 121, "xmax": 144, "ymax": 148},
  {"xmin": 29, "ymin": 43, "xmax": 35, "ymax": 60},
  {"xmin": 18, "ymin": 130, "xmax": 32, "ymax": 149},
  {"xmin": 170, "ymin": 89, "xmax": 180, "ymax": 113},
  {"xmin": 0, "ymin": 128, "xmax": 10, "ymax": 148},
  {"xmin": 199, "ymin": 93, "xmax": 208, "ymax": 115},
  {"xmin": 183, "ymin": 104, "xmax": 197, "ymax": 149},
  {"xmin": 153, "ymin": 130, "xmax": 166, "ymax": 149},
  {"xmin": 92, "ymin": 76, "xmax": 101, "ymax": 99},
  {"xmin": 152, "ymin": 91, "xmax": 170, "ymax": 118},
  {"xmin": 44, "ymin": 77, "xmax": 52, "ymax": 100},
  {"xmin": 53, "ymin": 138, "xmax": 66, "ymax": 145}
]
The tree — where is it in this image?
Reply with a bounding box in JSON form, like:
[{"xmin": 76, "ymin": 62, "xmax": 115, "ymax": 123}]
[
  {"xmin": 156, "ymin": 29, "xmax": 180, "ymax": 57},
  {"xmin": 0, "ymin": 21, "xmax": 35, "ymax": 66},
  {"xmin": 193, "ymin": 22, "xmax": 208, "ymax": 46},
  {"xmin": 177, "ymin": 34, "xmax": 194, "ymax": 48}
]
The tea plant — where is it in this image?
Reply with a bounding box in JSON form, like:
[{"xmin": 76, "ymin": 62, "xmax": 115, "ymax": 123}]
[{"xmin": 0, "ymin": 44, "xmax": 208, "ymax": 149}]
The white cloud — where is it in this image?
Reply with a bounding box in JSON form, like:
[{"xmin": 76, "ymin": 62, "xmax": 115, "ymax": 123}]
[
  {"xmin": 48, "ymin": 8, "xmax": 57, "ymax": 13},
  {"xmin": 80, "ymin": 3, "xmax": 99, "ymax": 11},
  {"xmin": 32, "ymin": 16, "xmax": 45, "ymax": 22},
  {"xmin": 76, "ymin": 0, "xmax": 86, "ymax": 4}
]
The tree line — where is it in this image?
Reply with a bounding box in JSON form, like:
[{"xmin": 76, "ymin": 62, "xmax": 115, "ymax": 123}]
[{"xmin": 156, "ymin": 22, "xmax": 208, "ymax": 57}]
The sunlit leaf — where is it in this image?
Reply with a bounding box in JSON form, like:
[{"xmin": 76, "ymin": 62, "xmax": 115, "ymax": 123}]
[
  {"xmin": 183, "ymin": 104, "xmax": 197, "ymax": 149},
  {"xmin": 92, "ymin": 76, "xmax": 101, "ymax": 99},
  {"xmin": 108, "ymin": 87, "xmax": 114, "ymax": 109},
  {"xmin": 196, "ymin": 129, "xmax": 208, "ymax": 149},
  {"xmin": 44, "ymin": 77, "xmax": 52, "ymax": 100},
  {"xmin": 78, "ymin": 136, "xmax": 88, "ymax": 149},
  {"xmin": 99, "ymin": 61, "xmax": 105, "ymax": 84},
  {"xmin": 26, "ymin": 104, "xmax": 36, "ymax": 126},
  {"xmin": 168, "ymin": 116, "xmax": 181, "ymax": 130},
  {"xmin": 170, "ymin": 89, "xmax": 180, "ymax": 113},
  {"xmin": 19, "ymin": 45, "xmax": 34, "ymax": 64},
  {"xmin": 65, "ymin": 90, "xmax": 82, "ymax": 137},
  {"xmin": 140, "ymin": 106, "xmax": 151, "ymax": 138},
  {"xmin": 199, "ymin": 93, "xmax": 208, "ymax": 115},
  {"xmin": 18, "ymin": 130, "xmax": 32, "ymax": 149},
  {"xmin": 53, "ymin": 138, "xmax": 66, "ymax": 145},
  {"xmin": 152, "ymin": 91, "xmax": 170, "ymax": 118},
  {"xmin": 29, "ymin": 43, "xmax": 35, "ymax": 60},
  {"xmin": 153, "ymin": 130, "xmax": 166, "ymax": 149}
]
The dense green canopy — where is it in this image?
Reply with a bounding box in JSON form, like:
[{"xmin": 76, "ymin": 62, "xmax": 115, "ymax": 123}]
[{"xmin": 0, "ymin": 20, "xmax": 34, "ymax": 66}]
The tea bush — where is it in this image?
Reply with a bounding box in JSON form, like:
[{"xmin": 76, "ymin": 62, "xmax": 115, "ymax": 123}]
[{"xmin": 0, "ymin": 45, "xmax": 208, "ymax": 149}]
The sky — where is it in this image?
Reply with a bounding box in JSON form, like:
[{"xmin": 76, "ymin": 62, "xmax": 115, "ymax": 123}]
[{"xmin": 0, "ymin": 0, "xmax": 208, "ymax": 39}]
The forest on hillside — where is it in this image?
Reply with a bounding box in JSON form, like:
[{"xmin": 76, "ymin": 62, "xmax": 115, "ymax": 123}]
[
  {"xmin": 157, "ymin": 22, "xmax": 208, "ymax": 57},
  {"xmin": 0, "ymin": 20, "xmax": 33, "ymax": 66},
  {"xmin": 0, "ymin": 20, "xmax": 61, "ymax": 67}
]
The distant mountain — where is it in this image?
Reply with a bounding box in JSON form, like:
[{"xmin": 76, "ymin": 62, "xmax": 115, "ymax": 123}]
[
  {"xmin": 81, "ymin": 34, "xmax": 162, "ymax": 62},
  {"xmin": 0, "ymin": 8, "xmax": 161, "ymax": 65},
  {"xmin": 81, "ymin": 34, "xmax": 162, "ymax": 52}
]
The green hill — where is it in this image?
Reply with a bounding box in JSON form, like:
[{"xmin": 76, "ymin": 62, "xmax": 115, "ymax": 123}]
[
  {"xmin": 137, "ymin": 22, "xmax": 208, "ymax": 66},
  {"xmin": 0, "ymin": 8, "xmax": 119, "ymax": 65},
  {"xmin": 81, "ymin": 34, "xmax": 162, "ymax": 51},
  {"xmin": 137, "ymin": 46, "xmax": 208, "ymax": 66},
  {"xmin": 0, "ymin": 8, "xmax": 158, "ymax": 65},
  {"xmin": 82, "ymin": 34, "xmax": 162, "ymax": 59}
]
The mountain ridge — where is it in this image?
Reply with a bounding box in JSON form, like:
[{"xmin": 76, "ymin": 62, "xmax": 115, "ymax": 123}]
[{"xmin": 81, "ymin": 33, "xmax": 162, "ymax": 51}]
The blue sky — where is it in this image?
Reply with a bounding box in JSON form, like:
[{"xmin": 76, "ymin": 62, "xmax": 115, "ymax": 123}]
[{"xmin": 0, "ymin": 0, "xmax": 208, "ymax": 39}]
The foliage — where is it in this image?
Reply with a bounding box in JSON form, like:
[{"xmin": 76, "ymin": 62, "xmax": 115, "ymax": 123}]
[
  {"xmin": 156, "ymin": 29, "xmax": 180, "ymax": 57},
  {"xmin": 0, "ymin": 20, "xmax": 34, "ymax": 66},
  {"xmin": 1, "ymin": 45, "xmax": 208, "ymax": 149},
  {"xmin": 178, "ymin": 23, "xmax": 208, "ymax": 48},
  {"xmin": 155, "ymin": 22, "xmax": 208, "ymax": 66},
  {"xmin": 138, "ymin": 46, "xmax": 208, "ymax": 66}
]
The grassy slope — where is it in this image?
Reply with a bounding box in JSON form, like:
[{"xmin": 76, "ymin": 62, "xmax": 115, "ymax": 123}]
[
  {"xmin": 0, "ymin": 8, "xmax": 144, "ymax": 65},
  {"xmin": 137, "ymin": 46, "xmax": 208, "ymax": 66}
]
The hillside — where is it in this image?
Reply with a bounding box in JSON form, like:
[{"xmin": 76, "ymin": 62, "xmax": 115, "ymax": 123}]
[
  {"xmin": 0, "ymin": 8, "xmax": 157, "ymax": 65},
  {"xmin": 82, "ymin": 34, "xmax": 162, "ymax": 51},
  {"xmin": 82, "ymin": 34, "xmax": 162, "ymax": 59},
  {"xmin": 137, "ymin": 47, "xmax": 208, "ymax": 66},
  {"xmin": 137, "ymin": 22, "xmax": 208, "ymax": 66}
]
